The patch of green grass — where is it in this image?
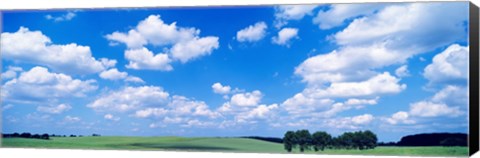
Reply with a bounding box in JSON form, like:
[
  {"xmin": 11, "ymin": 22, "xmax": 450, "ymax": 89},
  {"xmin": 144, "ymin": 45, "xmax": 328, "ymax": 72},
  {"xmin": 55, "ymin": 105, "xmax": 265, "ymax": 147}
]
[{"xmin": 1, "ymin": 137, "xmax": 468, "ymax": 157}]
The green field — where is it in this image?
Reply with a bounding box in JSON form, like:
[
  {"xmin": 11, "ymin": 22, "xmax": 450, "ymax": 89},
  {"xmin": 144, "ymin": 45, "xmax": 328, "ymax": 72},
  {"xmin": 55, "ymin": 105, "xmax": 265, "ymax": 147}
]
[{"xmin": 1, "ymin": 137, "xmax": 468, "ymax": 157}]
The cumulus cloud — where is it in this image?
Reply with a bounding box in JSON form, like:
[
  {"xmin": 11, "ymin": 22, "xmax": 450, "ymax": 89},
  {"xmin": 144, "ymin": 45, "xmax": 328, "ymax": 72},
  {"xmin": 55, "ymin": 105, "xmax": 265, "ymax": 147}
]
[
  {"xmin": 395, "ymin": 65, "xmax": 410, "ymax": 77},
  {"xmin": 2, "ymin": 66, "xmax": 97, "ymax": 103},
  {"xmin": 272, "ymin": 27, "xmax": 298, "ymax": 46},
  {"xmin": 423, "ymin": 44, "xmax": 468, "ymax": 84},
  {"xmin": 87, "ymin": 86, "xmax": 169, "ymax": 112},
  {"xmin": 313, "ymin": 4, "xmax": 385, "ymax": 29},
  {"xmin": 106, "ymin": 15, "xmax": 219, "ymax": 68},
  {"xmin": 99, "ymin": 68, "xmax": 144, "ymax": 83},
  {"xmin": 104, "ymin": 114, "xmax": 120, "ymax": 121},
  {"xmin": 45, "ymin": 12, "xmax": 76, "ymax": 22},
  {"xmin": 134, "ymin": 108, "xmax": 168, "ymax": 118},
  {"xmin": 124, "ymin": 47, "xmax": 173, "ymax": 71},
  {"xmin": 211, "ymin": 82, "xmax": 231, "ymax": 94},
  {"xmin": 1, "ymin": 27, "xmax": 111, "ymax": 75},
  {"xmin": 64, "ymin": 115, "xmax": 81, "ymax": 122},
  {"xmin": 230, "ymin": 90, "xmax": 263, "ymax": 106},
  {"xmin": 236, "ymin": 22, "xmax": 268, "ymax": 42},
  {"xmin": 236, "ymin": 104, "xmax": 279, "ymax": 123},
  {"xmin": 274, "ymin": 5, "xmax": 318, "ymax": 28},
  {"xmin": 37, "ymin": 104, "xmax": 72, "ymax": 114},
  {"xmin": 1, "ymin": 66, "xmax": 23, "ymax": 80},
  {"xmin": 409, "ymin": 101, "xmax": 463, "ymax": 117},
  {"xmin": 385, "ymin": 111, "xmax": 415, "ymax": 125}
]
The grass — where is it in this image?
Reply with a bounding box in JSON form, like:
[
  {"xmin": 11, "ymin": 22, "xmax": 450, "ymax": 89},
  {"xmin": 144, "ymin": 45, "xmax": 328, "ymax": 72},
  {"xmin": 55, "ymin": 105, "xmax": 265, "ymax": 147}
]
[{"xmin": 1, "ymin": 137, "xmax": 469, "ymax": 157}]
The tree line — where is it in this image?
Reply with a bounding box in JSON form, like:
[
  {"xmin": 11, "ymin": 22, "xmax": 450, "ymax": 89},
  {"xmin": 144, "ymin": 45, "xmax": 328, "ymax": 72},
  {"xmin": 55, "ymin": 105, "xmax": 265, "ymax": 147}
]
[
  {"xmin": 2, "ymin": 133, "xmax": 102, "ymax": 140},
  {"xmin": 283, "ymin": 129, "xmax": 377, "ymax": 152}
]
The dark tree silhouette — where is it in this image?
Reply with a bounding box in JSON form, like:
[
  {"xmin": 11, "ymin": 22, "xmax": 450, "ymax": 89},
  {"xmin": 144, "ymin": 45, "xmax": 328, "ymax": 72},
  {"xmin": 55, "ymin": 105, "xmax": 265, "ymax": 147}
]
[
  {"xmin": 295, "ymin": 129, "xmax": 312, "ymax": 152},
  {"xmin": 312, "ymin": 131, "xmax": 332, "ymax": 151},
  {"xmin": 283, "ymin": 131, "xmax": 297, "ymax": 152}
]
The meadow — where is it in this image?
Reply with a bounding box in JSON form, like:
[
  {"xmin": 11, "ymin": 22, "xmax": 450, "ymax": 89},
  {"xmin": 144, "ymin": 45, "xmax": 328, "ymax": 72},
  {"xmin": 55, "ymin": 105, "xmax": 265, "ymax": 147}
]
[{"xmin": 1, "ymin": 136, "xmax": 469, "ymax": 157}]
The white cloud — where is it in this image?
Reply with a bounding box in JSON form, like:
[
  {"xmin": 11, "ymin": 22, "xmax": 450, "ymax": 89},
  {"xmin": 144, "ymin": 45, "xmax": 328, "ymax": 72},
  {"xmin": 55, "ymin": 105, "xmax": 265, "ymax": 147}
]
[
  {"xmin": 169, "ymin": 36, "xmax": 219, "ymax": 63},
  {"xmin": 2, "ymin": 104, "xmax": 14, "ymax": 111},
  {"xmin": 168, "ymin": 95, "xmax": 219, "ymax": 118},
  {"xmin": 1, "ymin": 66, "xmax": 23, "ymax": 80},
  {"xmin": 230, "ymin": 90, "xmax": 262, "ymax": 106},
  {"xmin": 2, "ymin": 66, "xmax": 97, "ymax": 102},
  {"xmin": 409, "ymin": 101, "xmax": 463, "ymax": 117},
  {"xmin": 211, "ymin": 82, "xmax": 231, "ymax": 94},
  {"xmin": 236, "ymin": 22, "xmax": 267, "ymax": 42},
  {"xmin": 423, "ymin": 44, "xmax": 468, "ymax": 84},
  {"xmin": 87, "ymin": 86, "xmax": 169, "ymax": 112},
  {"xmin": 395, "ymin": 65, "xmax": 410, "ymax": 77},
  {"xmin": 385, "ymin": 111, "xmax": 415, "ymax": 125},
  {"xmin": 431, "ymin": 85, "xmax": 468, "ymax": 106},
  {"xmin": 104, "ymin": 114, "xmax": 120, "ymax": 121},
  {"xmin": 99, "ymin": 68, "xmax": 128, "ymax": 80},
  {"xmin": 99, "ymin": 58, "xmax": 117, "ymax": 68},
  {"xmin": 124, "ymin": 47, "xmax": 173, "ymax": 71},
  {"xmin": 236, "ymin": 104, "xmax": 279, "ymax": 123},
  {"xmin": 37, "ymin": 104, "xmax": 72, "ymax": 114},
  {"xmin": 45, "ymin": 12, "xmax": 76, "ymax": 22},
  {"xmin": 1, "ymin": 27, "xmax": 109, "ymax": 75},
  {"xmin": 333, "ymin": 3, "xmax": 467, "ymax": 49},
  {"xmin": 351, "ymin": 114, "xmax": 374, "ymax": 125},
  {"xmin": 125, "ymin": 76, "xmax": 145, "ymax": 83},
  {"xmin": 134, "ymin": 108, "xmax": 168, "ymax": 118},
  {"xmin": 99, "ymin": 68, "xmax": 145, "ymax": 83},
  {"xmin": 106, "ymin": 15, "xmax": 220, "ymax": 67},
  {"xmin": 272, "ymin": 27, "xmax": 298, "ymax": 46},
  {"xmin": 313, "ymin": 4, "xmax": 385, "ymax": 29},
  {"xmin": 274, "ymin": 5, "xmax": 318, "ymax": 28},
  {"xmin": 304, "ymin": 72, "xmax": 406, "ymax": 98},
  {"xmin": 64, "ymin": 115, "xmax": 81, "ymax": 122}
]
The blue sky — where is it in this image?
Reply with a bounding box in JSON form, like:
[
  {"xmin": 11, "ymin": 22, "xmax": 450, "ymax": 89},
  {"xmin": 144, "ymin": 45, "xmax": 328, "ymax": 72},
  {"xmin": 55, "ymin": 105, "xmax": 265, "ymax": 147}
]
[{"xmin": 1, "ymin": 2, "xmax": 470, "ymax": 142}]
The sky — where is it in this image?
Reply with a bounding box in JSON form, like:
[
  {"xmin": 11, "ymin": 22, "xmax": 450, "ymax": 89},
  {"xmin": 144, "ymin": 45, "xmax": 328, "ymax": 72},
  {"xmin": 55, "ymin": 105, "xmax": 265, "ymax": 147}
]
[{"xmin": 0, "ymin": 2, "xmax": 470, "ymax": 142}]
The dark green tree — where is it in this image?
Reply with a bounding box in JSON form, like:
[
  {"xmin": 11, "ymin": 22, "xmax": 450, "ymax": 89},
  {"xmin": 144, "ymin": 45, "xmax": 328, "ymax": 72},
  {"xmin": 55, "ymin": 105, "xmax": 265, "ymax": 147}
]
[
  {"xmin": 295, "ymin": 129, "xmax": 312, "ymax": 152},
  {"xmin": 283, "ymin": 131, "xmax": 297, "ymax": 152},
  {"xmin": 312, "ymin": 131, "xmax": 332, "ymax": 151},
  {"xmin": 363, "ymin": 130, "xmax": 378, "ymax": 149}
]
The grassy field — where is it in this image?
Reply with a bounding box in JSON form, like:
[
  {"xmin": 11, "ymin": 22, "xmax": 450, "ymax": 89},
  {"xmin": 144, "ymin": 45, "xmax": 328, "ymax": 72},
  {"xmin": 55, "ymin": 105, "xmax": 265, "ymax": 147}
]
[{"xmin": 1, "ymin": 137, "xmax": 469, "ymax": 157}]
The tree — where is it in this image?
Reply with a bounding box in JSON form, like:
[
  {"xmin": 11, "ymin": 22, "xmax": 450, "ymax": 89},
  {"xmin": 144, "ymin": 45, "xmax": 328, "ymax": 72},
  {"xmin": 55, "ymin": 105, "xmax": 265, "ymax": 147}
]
[
  {"xmin": 12, "ymin": 133, "xmax": 20, "ymax": 137},
  {"xmin": 41, "ymin": 133, "xmax": 50, "ymax": 140},
  {"xmin": 295, "ymin": 129, "xmax": 312, "ymax": 152},
  {"xmin": 20, "ymin": 132, "xmax": 31, "ymax": 138},
  {"xmin": 283, "ymin": 131, "xmax": 297, "ymax": 152},
  {"xmin": 363, "ymin": 130, "xmax": 378, "ymax": 149},
  {"xmin": 312, "ymin": 131, "xmax": 332, "ymax": 151}
]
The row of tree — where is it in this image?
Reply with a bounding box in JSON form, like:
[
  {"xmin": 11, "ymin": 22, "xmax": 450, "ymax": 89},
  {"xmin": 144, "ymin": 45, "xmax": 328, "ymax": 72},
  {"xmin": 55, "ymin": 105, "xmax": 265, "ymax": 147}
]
[
  {"xmin": 283, "ymin": 130, "xmax": 377, "ymax": 152},
  {"xmin": 2, "ymin": 133, "xmax": 102, "ymax": 140}
]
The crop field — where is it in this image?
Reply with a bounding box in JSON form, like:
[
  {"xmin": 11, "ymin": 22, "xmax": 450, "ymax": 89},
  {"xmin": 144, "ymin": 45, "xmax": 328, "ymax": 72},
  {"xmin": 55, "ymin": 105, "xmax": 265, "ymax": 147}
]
[{"xmin": 1, "ymin": 137, "xmax": 469, "ymax": 157}]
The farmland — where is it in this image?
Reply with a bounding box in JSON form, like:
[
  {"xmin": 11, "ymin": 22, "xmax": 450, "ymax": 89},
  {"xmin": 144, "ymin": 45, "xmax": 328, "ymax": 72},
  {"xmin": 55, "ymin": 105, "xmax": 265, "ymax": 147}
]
[{"xmin": 1, "ymin": 136, "xmax": 468, "ymax": 157}]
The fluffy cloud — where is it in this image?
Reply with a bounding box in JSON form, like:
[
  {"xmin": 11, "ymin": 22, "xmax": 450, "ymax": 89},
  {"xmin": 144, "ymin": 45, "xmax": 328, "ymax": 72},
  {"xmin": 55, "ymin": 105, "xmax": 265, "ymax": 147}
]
[
  {"xmin": 313, "ymin": 4, "xmax": 385, "ymax": 29},
  {"xmin": 99, "ymin": 68, "xmax": 144, "ymax": 83},
  {"xmin": 236, "ymin": 104, "xmax": 279, "ymax": 123},
  {"xmin": 124, "ymin": 47, "xmax": 173, "ymax": 71},
  {"xmin": 409, "ymin": 101, "xmax": 463, "ymax": 117},
  {"xmin": 99, "ymin": 68, "xmax": 128, "ymax": 80},
  {"xmin": 230, "ymin": 90, "xmax": 263, "ymax": 106},
  {"xmin": 167, "ymin": 95, "xmax": 219, "ymax": 118},
  {"xmin": 274, "ymin": 5, "xmax": 318, "ymax": 27},
  {"xmin": 385, "ymin": 111, "xmax": 415, "ymax": 125},
  {"xmin": 37, "ymin": 104, "xmax": 72, "ymax": 114},
  {"xmin": 169, "ymin": 36, "xmax": 219, "ymax": 63},
  {"xmin": 104, "ymin": 114, "xmax": 120, "ymax": 121},
  {"xmin": 236, "ymin": 22, "xmax": 268, "ymax": 42},
  {"xmin": 87, "ymin": 86, "xmax": 169, "ymax": 112},
  {"xmin": 64, "ymin": 115, "xmax": 81, "ymax": 122},
  {"xmin": 423, "ymin": 44, "xmax": 468, "ymax": 84},
  {"xmin": 107, "ymin": 15, "xmax": 219, "ymax": 68},
  {"xmin": 134, "ymin": 108, "xmax": 168, "ymax": 118},
  {"xmin": 351, "ymin": 114, "xmax": 374, "ymax": 125},
  {"xmin": 333, "ymin": 3, "xmax": 467, "ymax": 49},
  {"xmin": 1, "ymin": 27, "xmax": 110, "ymax": 75},
  {"xmin": 1, "ymin": 66, "xmax": 23, "ymax": 80},
  {"xmin": 303, "ymin": 72, "xmax": 405, "ymax": 98},
  {"xmin": 322, "ymin": 114, "xmax": 374, "ymax": 129},
  {"xmin": 272, "ymin": 27, "xmax": 298, "ymax": 46},
  {"xmin": 45, "ymin": 12, "xmax": 76, "ymax": 22},
  {"xmin": 2, "ymin": 66, "xmax": 97, "ymax": 102},
  {"xmin": 395, "ymin": 65, "xmax": 410, "ymax": 77},
  {"xmin": 211, "ymin": 82, "xmax": 231, "ymax": 94}
]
